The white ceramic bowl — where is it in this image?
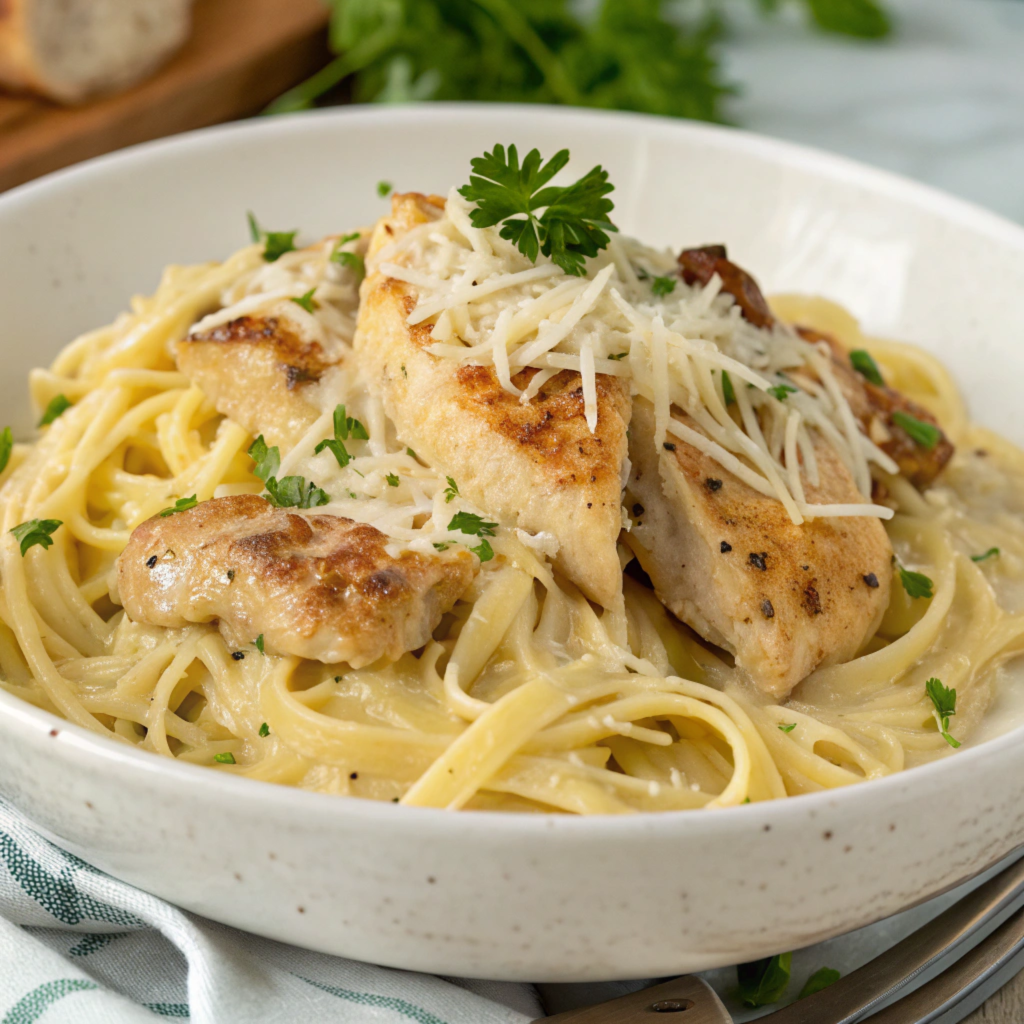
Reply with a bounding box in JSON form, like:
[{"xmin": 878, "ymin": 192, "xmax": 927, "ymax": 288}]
[{"xmin": 2, "ymin": 105, "xmax": 1024, "ymax": 983}]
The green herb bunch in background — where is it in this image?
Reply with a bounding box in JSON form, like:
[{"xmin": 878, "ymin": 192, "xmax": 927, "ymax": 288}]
[{"xmin": 268, "ymin": 0, "xmax": 890, "ymax": 121}]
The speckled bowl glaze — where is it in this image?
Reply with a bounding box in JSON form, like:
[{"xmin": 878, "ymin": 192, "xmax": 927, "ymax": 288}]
[{"xmin": 2, "ymin": 106, "xmax": 1024, "ymax": 982}]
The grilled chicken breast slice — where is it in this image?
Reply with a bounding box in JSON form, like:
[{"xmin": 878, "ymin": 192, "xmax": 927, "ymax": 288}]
[
  {"xmin": 115, "ymin": 495, "xmax": 477, "ymax": 667},
  {"xmin": 353, "ymin": 193, "xmax": 631, "ymax": 608},
  {"xmin": 174, "ymin": 306, "xmax": 339, "ymax": 451},
  {"xmin": 678, "ymin": 245, "xmax": 954, "ymax": 488},
  {"xmin": 626, "ymin": 398, "xmax": 892, "ymax": 698}
]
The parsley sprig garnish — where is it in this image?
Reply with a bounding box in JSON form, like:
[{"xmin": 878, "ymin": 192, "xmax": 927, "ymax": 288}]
[
  {"xmin": 892, "ymin": 410, "xmax": 941, "ymax": 450},
  {"xmin": 39, "ymin": 394, "xmax": 70, "ymax": 427},
  {"xmin": 10, "ymin": 519, "xmax": 62, "ymax": 556},
  {"xmin": 925, "ymin": 677, "xmax": 960, "ymax": 748},
  {"xmin": 650, "ymin": 275, "xmax": 676, "ymax": 297},
  {"xmin": 458, "ymin": 145, "xmax": 616, "ymax": 277},
  {"xmin": 331, "ymin": 232, "xmax": 365, "ymax": 278},
  {"xmin": 247, "ymin": 211, "xmax": 297, "ymax": 263},
  {"xmin": 314, "ymin": 405, "xmax": 369, "ymax": 469},
  {"xmin": 0, "ymin": 427, "xmax": 12, "ymax": 474},
  {"xmin": 447, "ymin": 510, "xmax": 497, "ymax": 563},
  {"xmin": 896, "ymin": 561, "xmax": 934, "ymax": 600},
  {"xmin": 443, "ymin": 477, "xmax": 459, "ymax": 503},
  {"xmin": 159, "ymin": 495, "xmax": 199, "ymax": 517},
  {"xmin": 290, "ymin": 288, "xmax": 318, "ymax": 313},
  {"xmin": 248, "ymin": 435, "xmax": 328, "ymax": 509}
]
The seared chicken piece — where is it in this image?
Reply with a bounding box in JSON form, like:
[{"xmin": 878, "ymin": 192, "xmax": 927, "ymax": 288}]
[
  {"xmin": 354, "ymin": 193, "xmax": 631, "ymax": 608},
  {"xmin": 627, "ymin": 398, "xmax": 892, "ymax": 698},
  {"xmin": 678, "ymin": 245, "xmax": 954, "ymax": 488},
  {"xmin": 115, "ymin": 495, "xmax": 477, "ymax": 667},
  {"xmin": 174, "ymin": 308, "xmax": 337, "ymax": 450}
]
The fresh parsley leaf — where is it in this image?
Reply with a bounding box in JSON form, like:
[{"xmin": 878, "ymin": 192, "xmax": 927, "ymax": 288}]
[
  {"xmin": 926, "ymin": 677, "xmax": 960, "ymax": 748},
  {"xmin": 737, "ymin": 952, "xmax": 792, "ymax": 1008},
  {"xmin": 0, "ymin": 426, "xmax": 12, "ymax": 474},
  {"xmin": 331, "ymin": 233, "xmax": 365, "ymax": 277},
  {"xmin": 248, "ymin": 435, "xmax": 281, "ymax": 483},
  {"xmin": 315, "ymin": 437, "xmax": 350, "ymax": 468},
  {"xmin": 767, "ymin": 382, "xmax": 799, "ymax": 401},
  {"xmin": 10, "ymin": 518, "xmax": 62, "ymax": 556},
  {"xmin": 334, "ymin": 404, "xmax": 369, "ymax": 441},
  {"xmin": 892, "ymin": 411, "xmax": 941, "ymax": 450},
  {"xmin": 377, "ymin": 180, "xmax": 393, "ymax": 197},
  {"xmin": 972, "ymin": 547, "xmax": 1000, "ymax": 563},
  {"xmin": 472, "ymin": 538, "xmax": 495, "ymax": 562},
  {"xmin": 253, "ymin": 634, "xmax": 265, "ymax": 656},
  {"xmin": 650, "ymin": 275, "xmax": 676, "ymax": 297},
  {"xmin": 433, "ymin": 542, "xmax": 449, "ymax": 551},
  {"xmin": 385, "ymin": 473, "xmax": 400, "ymax": 487},
  {"xmin": 39, "ymin": 394, "xmax": 70, "ymax": 427},
  {"xmin": 850, "ymin": 349, "xmax": 884, "ymax": 386},
  {"xmin": 264, "ymin": 475, "xmax": 330, "ymax": 509},
  {"xmin": 158, "ymin": 495, "xmax": 199, "ymax": 517},
  {"xmin": 258, "ymin": 722, "xmax": 270, "ymax": 737},
  {"xmin": 444, "ymin": 476, "xmax": 459, "ymax": 503},
  {"xmin": 448, "ymin": 511, "xmax": 498, "ymax": 537},
  {"xmin": 721, "ymin": 370, "xmax": 736, "ymax": 406},
  {"xmin": 458, "ymin": 144, "xmax": 617, "ymax": 277},
  {"xmin": 290, "ymin": 288, "xmax": 318, "ymax": 313},
  {"xmin": 799, "ymin": 967, "xmax": 841, "ymax": 1000},
  {"xmin": 246, "ymin": 211, "xmax": 297, "ymax": 262},
  {"xmin": 778, "ymin": 722, "xmax": 797, "ymax": 734},
  {"xmin": 607, "ymin": 352, "xmax": 628, "ymax": 361},
  {"xmin": 897, "ymin": 562, "xmax": 934, "ymax": 600},
  {"xmin": 213, "ymin": 752, "xmax": 236, "ymax": 765}
]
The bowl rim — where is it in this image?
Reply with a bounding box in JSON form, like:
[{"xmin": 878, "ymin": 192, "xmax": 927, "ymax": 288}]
[{"xmin": 3, "ymin": 101, "xmax": 1024, "ymax": 836}]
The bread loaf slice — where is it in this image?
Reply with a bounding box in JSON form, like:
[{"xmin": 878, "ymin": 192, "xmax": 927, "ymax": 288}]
[{"xmin": 0, "ymin": 0, "xmax": 192, "ymax": 103}]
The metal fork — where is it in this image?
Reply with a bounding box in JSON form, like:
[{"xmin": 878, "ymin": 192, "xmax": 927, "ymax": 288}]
[{"xmin": 537, "ymin": 851, "xmax": 1024, "ymax": 1023}]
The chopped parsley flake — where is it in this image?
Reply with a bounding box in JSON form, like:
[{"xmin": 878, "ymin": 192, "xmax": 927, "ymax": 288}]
[
  {"xmin": 246, "ymin": 211, "xmax": 297, "ymax": 262},
  {"xmin": 472, "ymin": 538, "xmax": 495, "ymax": 562},
  {"xmin": 650, "ymin": 275, "xmax": 676, "ymax": 297},
  {"xmin": 406, "ymin": 447, "xmax": 417, "ymax": 459},
  {"xmin": 608, "ymin": 352, "xmax": 628, "ymax": 361},
  {"xmin": 264, "ymin": 475, "xmax": 329, "ymax": 509},
  {"xmin": 314, "ymin": 405, "xmax": 369, "ymax": 468},
  {"xmin": 213, "ymin": 752, "xmax": 236, "ymax": 765},
  {"xmin": 892, "ymin": 410, "xmax": 941, "ymax": 450},
  {"xmin": 926, "ymin": 677, "xmax": 960, "ymax": 748},
  {"xmin": 253, "ymin": 634, "xmax": 265, "ymax": 656},
  {"xmin": 259, "ymin": 722, "xmax": 270, "ymax": 737},
  {"xmin": 799, "ymin": 967, "xmax": 841, "ymax": 1000},
  {"xmin": 448, "ymin": 511, "xmax": 498, "ymax": 537},
  {"xmin": 433, "ymin": 542, "xmax": 449, "ymax": 551},
  {"xmin": 850, "ymin": 349, "xmax": 884, "ymax": 386},
  {"xmin": 158, "ymin": 495, "xmax": 198, "ymax": 517},
  {"xmin": 289, "ymin": 287, "xmax": 318, "ymax": 313},
  {"xmin": 0, "ymin": 426, "xmax": 12, "ymax": 474},
  {"xmin": 778, "ymin": 723, "xmax": 797, "ymax": 734},
  {"xmin": 737, "ymin": 953, "xmax": 792, "ymax": 1009},
  {"xmin": 897, "ymin": 562, "xmax": 934, "ymax": 600},
  {"xmin": 39, "ymin": 394, "xmax": 70, "ymax": 427},
  {"xmin": 443, "ymin": 476, "xmax": 459, "ymax": 503},
  {"xmin": 331, "ymin": 233, "xmax": 365, "ymax": 278},
  {"xmin": 971, "ymin": 547, "xmax": 1000, "ymax": 563},
  {"xmin": 10, "ymin": 518, "xmax": 62, "ymax": 556},
  {"xmin": 377, "ymin": 180, "xmax": 393, "ymax": 197},
  {"xmin": 721, "ymin": 370, "xmax": 736, "ymax": 406},
  {"xmin": 248, "ymin": 435, "xmax": 281, "ymax": 483},
  {"xmin": 385, "ymin": 473, "xmax": 400, "ymax": 487},
  {"xmin": 767, "ymin": 382, "xmax": 799, "ymax": 401},
  {"xmin": 458, "ymin": 145, "xmax": 616, "ymax": 277}
]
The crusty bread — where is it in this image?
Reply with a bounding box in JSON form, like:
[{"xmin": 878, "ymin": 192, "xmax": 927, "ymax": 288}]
[{"xmin": 0, "ymin": 0, "xmax": 192, "ymax": 104}]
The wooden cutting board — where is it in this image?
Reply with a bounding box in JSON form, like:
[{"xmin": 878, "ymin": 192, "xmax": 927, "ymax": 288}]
[{"xmin": 0, "ymin": 0, "xmax": 331, "ymax": 193}]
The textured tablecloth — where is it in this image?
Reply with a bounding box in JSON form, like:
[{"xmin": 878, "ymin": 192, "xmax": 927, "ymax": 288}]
[{"xmin": 4, "ymin": 1, "xmax": 1024, "ymax": 1021}]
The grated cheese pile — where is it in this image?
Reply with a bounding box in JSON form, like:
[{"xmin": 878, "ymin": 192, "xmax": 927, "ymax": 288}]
[{"xmin": 368, "ymin": 188, "xmax": 898, "ymax": 525}]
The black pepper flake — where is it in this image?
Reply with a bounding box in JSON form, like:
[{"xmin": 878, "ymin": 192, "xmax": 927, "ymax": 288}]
[
  {"xmin": 586, "ymin": 502, "xmax": 592, "ymax": 508},
  {"xmin": 663, "ymin": 442, "xmax": 676, "ymax": 451},
  {"xmin": 720, "ymin": 541, "xmax": 732, "ymax": 553},
  {"xmin": 145, "ymin": 555, "xmax": 157, "ymax": 568},
  {"xmin": 226, "ymin": 569, "xmax": 235, "ymax": 581},
  {"xmin": 761, "ymin": 599, "xmax": 775, "ymax": 619},
  {"xmin": 749, "ymin": 552, "xmax": 768, "ymax": 571},
  {"xmin": 863, "ymin": 572, "xmax": 880, "ymax": 588},
  {"xmin": 705, "ymin": 478, "xmax": 723, "ymax": 492},
  {"xmin": 349, "ymin": 771, "xmax": 359, "ymax": 780},
  {"xmin": 632, "ymin": 503, "xmax": 645, "ymax": 517},
  {"xmin": 231, "ymin": 651, "xmax": 245, "ymax": 661}
]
